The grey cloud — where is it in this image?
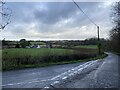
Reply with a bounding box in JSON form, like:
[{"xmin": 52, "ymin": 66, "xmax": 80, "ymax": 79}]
[
  {"xmin": 2, "ymin": 2, "xmax": 112, "ymax": 40},
  {"xmin": 32, "ymin": 2, "xmax": 102, "ymax": 33},
  {"xmin": 9, "ymin": 24, "xmax": 28, "ymax": 35},
  {"xmin": 8, "ymin": 2, "xmax": 101, "ymax": 27},
  {"xmin": 33, "ymin": 2, "xmax": 78, "ymax": 24}
]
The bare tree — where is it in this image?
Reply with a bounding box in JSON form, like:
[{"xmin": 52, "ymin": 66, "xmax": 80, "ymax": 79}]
[
  {"xmin": 110, "ymin": 1, "xmax": 120, "ymax": 54},
  {"xmin": 0, "ymin": 0, "xmax": 12, "ymax": 30}
]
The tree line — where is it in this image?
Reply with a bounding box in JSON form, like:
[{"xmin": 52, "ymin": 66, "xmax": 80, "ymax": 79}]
[
  {"xmin": 2, "ymin": 37, "xmax": 107, "ymax": 49},
  {"xmin": 109, "ymin": 2, "xmax": 120, "ymax": 54}
]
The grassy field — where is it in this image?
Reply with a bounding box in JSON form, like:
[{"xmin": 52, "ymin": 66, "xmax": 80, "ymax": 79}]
[
  {"xmin": 2, "ymin": 48, "xmax": 77, "ymax": 70},
  {"xmin": 30, "ymin": 41, "xmax": 46, "ymax": 45},
  {"xmin": 3, "ymin": 48, "xmax": 75, "ymax": 57},
  {"xmin": 74, "ymin": 45, "xmax": 97, "ymax": 49},
  {"xmin": 2, "ymin": 47, "xmax": 105, "ymax": 71}
]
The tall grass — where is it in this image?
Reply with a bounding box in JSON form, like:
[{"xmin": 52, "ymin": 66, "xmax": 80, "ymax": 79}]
[{"xmin": 2, "ymin": 48, "xmax": 98, "ymax": 71}]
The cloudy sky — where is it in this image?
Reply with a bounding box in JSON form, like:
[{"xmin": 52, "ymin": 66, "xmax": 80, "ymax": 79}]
[{"xmin": 1, "ymin": 1, "xmax": 114, "ymax": 40}]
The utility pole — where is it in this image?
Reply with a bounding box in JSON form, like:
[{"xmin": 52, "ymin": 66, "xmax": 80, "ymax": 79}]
[
  {"xmin": 72, "ymin": 0, "xmax": 101, "ymax": 55},
  {"xmin": 97, "ymin": 26, "xmax": 101, "ymax": 54}
]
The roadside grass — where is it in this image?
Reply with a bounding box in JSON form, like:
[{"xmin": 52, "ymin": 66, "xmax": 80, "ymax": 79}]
[
  {"xmin": 2, "ymin": 48, "xmax": 107, "ymax": 71},
  {"xmin": 2, "ymin": 53, "xmax": 107, "ymax": 71},
  {"xmin": 110, "ymin": 52, "xmax": 120, "ymax": 56}
]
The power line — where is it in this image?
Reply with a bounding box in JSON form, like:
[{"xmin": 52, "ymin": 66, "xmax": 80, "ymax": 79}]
[
  {"xmin": 72, "ymin": 0, "xmax": 101, "ymax": 54},
  {"xmin": 72, "ymin": 0, "xmax": 97, "ymax": 26}
]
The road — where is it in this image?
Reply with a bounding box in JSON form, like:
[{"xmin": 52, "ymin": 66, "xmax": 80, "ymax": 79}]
[
  {"xmin": 47, "ymin": 53, "xmax": 119, "ymax": 88},
  {"xmin": 1, "ymin": 53, "xmax": 119, "ymax": 89},
  {"xmin": 2, "ymin": 61, "xmax": 85, "ymax": 88}
]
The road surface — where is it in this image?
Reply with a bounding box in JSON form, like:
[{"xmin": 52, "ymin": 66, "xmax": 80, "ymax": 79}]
[
  {"xmin": 50, "ymin": 53, "xmax": 119, "ymax": 88},
  {"xmin": 2, "ymin": 61, "xmax": 85, "ymax": 88},
  {"xmin": 1, "ymin": 53, "xmax": 119, "ymax": 89}
]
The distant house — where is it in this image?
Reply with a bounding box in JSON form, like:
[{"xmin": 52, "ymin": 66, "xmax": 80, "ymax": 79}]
[
  {"xmin": 30, "ymin": 45, "xmax": 40, "ymax": 48},
  {"xmin": 25, "ymin": 46, "xmax": 30, "ymax": 48},
  {"xmin": 25, "ymin": 45, "xmax": 41, "ymax": 48},
  {"xmin": 46, "ymin": 42, "xmax": 52, "ymax": 48}
]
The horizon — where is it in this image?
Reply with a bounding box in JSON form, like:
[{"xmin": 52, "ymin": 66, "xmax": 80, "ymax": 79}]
[{"xmin": 1, "ymin": 37, "xmax": 107, "ymax": 41}]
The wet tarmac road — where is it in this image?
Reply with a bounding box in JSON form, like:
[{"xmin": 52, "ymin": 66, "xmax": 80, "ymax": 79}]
[
  {"xmin": 2, "ymin": 61, "xmax": 85, "ymax": 88},
  {"xmin": 53, "ymin": 53, "xmax": 119, "ymax": 88},
  {"xmin": 1, "ymin": 53, "xmax": 119, "ymax": 89}
]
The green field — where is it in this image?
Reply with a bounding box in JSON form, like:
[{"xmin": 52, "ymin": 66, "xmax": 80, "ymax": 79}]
[
  {"xmin": 2, "ymin": 48, "xmax": 79, "ymax": 70},
  {"xmin": 74, "ymin": 45, "xmax": 97, "ymax": 49},
  {"xmin": 3, "ymin": 48, "xmax": 75, "ymax": 58},
  {"xmin": 2, "ymin": 47, "xmax": 105, "ymax": 71}
]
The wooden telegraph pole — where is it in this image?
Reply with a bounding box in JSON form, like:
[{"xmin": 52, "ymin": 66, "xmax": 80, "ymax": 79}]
[
  {"xmin": 73, "ymin": 0, "xmax": 101, "ymax": 55},
  {"xmin": 97, "ymin": 26, "xmax": 101, "ymax": 54}
]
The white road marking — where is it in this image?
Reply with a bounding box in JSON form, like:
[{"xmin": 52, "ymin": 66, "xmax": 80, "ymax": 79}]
[
  {"xmin": 44, "ymin": 86, "xmax": 50, "ymax": 89},
  {"xmin": 50, "ymin": 75, "xmax": 61, "ymax": 80},
  {"xmin": 41, "ymin": 80, "xmax": 47, "ymax": 82},
  {"xmin": 62, "ymin": 76, "xmax": 67, "ymax": 80},
  {"xmin": 2, "ymin": 79, "xmax": 49, "ymax": 87},
  {"xmin": 2, "ymin": 60, "xmax": 99, "ymax": 87},
  {"xmin": 53, "ymin": 81, "xmax": 59, "ymax": 84}
]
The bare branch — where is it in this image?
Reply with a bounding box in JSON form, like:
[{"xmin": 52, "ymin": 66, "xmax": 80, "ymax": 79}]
[{"xmin": 0, "ymin": 0, "xmax": 12, "ymax": 30}]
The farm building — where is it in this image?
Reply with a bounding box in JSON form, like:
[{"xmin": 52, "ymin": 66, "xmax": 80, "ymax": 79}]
[
  {"xmin": 31, "ymin": 45, "xmax": 41, "ymax": 48},
  {"xmin": 26, "ymin": 45, "xmax": 41, "ymax": 48}
]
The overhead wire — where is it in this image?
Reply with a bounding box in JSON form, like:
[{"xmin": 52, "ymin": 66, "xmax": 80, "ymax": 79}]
[{"xmin": 72, "ymin": 0, "xmax": 98, "ymax": 27}]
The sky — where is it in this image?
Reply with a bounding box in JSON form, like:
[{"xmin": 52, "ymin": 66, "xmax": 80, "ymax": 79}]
[{"xmin": 0, "ymin": 1, "xmax": 114, "ymax": 41}]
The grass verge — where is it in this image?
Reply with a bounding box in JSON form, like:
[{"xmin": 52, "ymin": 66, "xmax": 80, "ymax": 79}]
[{"xmin": 2, "ymin": 53, "xmax": 108, "ymax": 71}]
